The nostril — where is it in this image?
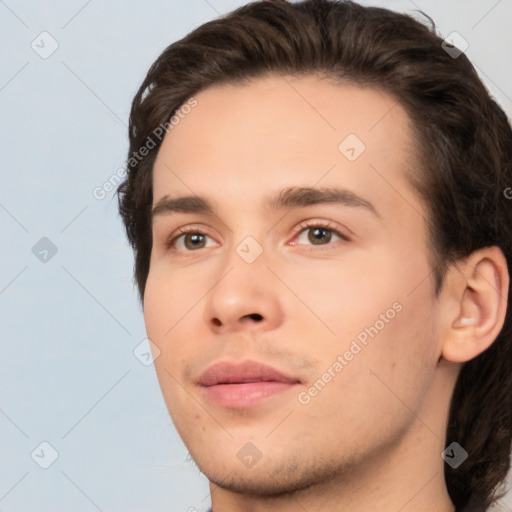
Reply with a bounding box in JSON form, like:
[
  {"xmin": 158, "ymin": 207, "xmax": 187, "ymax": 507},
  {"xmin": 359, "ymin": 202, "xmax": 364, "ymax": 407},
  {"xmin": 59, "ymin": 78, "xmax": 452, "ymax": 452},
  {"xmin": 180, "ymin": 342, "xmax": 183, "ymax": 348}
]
[
  {"xmin": 247, "ymin": 313, "xmax": 263, "ymax": 321},
  {"xmin": 212, "ymin": 318, "xmax": 222, "ymax": 326}
]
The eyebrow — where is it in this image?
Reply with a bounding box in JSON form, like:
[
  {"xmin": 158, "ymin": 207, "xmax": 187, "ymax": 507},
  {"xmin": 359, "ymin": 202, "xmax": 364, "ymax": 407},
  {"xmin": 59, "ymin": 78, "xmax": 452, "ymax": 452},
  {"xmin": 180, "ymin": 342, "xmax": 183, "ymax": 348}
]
[{"xmin": 151, "ymin": 186, "xmax": 379, "ymax": 220}]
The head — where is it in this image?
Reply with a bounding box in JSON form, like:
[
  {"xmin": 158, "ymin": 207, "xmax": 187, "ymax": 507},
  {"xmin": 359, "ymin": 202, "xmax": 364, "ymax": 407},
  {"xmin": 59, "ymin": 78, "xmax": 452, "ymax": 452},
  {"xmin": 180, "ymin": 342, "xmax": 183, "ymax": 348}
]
[{"xmin": 118, "ymin": 1, "xmax": 512, "ymax": 510}]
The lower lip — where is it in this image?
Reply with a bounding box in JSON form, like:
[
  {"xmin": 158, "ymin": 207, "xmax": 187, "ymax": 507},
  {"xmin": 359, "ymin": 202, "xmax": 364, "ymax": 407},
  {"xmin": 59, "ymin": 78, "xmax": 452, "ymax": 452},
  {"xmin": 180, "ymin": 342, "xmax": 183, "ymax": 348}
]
[{"xmin": 201, "ymin": 381, "xmax": 299, "ymax": 408}]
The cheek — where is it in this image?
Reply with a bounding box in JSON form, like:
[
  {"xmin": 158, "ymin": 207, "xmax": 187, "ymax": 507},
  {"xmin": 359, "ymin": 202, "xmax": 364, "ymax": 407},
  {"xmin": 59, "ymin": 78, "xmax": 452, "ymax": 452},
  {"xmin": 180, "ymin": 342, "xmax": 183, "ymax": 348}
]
[
  {"xmin": 299, "ymin": 305, "xmax": 436, "ymax": 450},
  {"xmin": 143, "ymin": 270, "xmax": 187, "ymax": 389},
  {"xmin": 143, "ymin": 273, "xmax": 195, "ymax": 425},
  {"xmin": 281, "ymin": 255, "xmax": 402, "ymax": 344},
  {"xmin": 143, "ymin": 265, "xmax": 206, "ymax": 374},
  {"xmin": 143, "ymin": 274, "xmax": 167, "ymax": 342},
  {"xmin": 289, "ymin": 250, "xmax": 438, "ymax": 400},
  {"xmin": 143, "ymin": 264, "xmax": 198, "ymax": 339}
]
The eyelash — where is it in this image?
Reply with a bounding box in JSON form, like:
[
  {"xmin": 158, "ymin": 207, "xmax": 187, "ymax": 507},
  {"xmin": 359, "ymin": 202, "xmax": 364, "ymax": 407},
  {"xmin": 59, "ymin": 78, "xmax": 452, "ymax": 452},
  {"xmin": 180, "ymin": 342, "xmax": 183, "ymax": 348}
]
[{"xmin": 165, "ymin": 220, "xmax": 350, "ymax": 253}]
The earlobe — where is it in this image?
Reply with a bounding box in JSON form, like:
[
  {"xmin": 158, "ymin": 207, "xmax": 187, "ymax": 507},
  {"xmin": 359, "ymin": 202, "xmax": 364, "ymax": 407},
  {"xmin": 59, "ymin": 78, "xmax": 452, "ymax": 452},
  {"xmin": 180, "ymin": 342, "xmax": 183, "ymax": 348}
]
[{"xmin": 442, "ymin": 246, "xmax": 509, "ymax": 364}]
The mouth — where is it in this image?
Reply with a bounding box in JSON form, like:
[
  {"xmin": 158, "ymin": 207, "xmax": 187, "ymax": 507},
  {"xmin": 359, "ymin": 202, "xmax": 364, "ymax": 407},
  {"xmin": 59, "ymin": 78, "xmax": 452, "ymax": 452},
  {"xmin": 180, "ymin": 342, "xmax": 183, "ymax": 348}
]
[{"xmin": 198, "ymin": 360, "xmax": 301, "ymax": 408}]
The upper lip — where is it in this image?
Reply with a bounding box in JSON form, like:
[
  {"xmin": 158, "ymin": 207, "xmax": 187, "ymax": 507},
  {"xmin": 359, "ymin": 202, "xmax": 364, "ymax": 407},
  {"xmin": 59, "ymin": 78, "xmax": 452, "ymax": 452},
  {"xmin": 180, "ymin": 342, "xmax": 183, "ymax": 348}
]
[{"xmin": 198, "ymin": 360, "xmax": 301, "ymax": 386}]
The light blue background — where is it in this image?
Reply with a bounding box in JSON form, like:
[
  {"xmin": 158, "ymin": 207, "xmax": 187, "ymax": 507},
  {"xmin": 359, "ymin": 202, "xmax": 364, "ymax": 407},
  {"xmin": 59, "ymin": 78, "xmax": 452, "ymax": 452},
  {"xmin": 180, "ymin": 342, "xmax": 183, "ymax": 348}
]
[{"xmin": 1, "ymin": 1, "xmax": 511, "ymax": 511}]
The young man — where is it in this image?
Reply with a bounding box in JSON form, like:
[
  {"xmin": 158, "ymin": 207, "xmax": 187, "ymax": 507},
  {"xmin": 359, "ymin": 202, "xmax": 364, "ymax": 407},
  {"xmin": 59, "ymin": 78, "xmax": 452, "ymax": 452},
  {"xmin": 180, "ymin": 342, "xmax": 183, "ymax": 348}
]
[{"xmin": 117, "ymin": 1, "xmax": 512, "ymax": 511}]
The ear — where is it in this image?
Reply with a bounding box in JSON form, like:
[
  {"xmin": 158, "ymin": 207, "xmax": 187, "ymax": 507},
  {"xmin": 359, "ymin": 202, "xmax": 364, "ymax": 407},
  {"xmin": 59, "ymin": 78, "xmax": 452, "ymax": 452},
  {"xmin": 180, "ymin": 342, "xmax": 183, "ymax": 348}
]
[{"xmin": 441, "ymin": 246, "xmax": 509, "ymax": 363}]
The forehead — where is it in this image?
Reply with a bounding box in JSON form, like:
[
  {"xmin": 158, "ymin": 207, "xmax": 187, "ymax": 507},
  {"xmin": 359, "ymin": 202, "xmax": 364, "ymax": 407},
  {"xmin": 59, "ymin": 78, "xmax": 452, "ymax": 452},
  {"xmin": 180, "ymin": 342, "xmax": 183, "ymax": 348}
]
[{"xmin": 152, "ymin": 74, "xmax": 422, "ymax": 219}]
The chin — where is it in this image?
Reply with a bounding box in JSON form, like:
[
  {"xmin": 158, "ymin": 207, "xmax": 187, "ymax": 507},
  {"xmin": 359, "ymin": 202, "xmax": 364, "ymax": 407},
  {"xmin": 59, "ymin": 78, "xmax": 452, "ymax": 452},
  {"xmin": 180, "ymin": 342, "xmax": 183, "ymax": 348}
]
[{"xmin": 197, "ymin": 453, "xmax": 345, "ymax": 498}]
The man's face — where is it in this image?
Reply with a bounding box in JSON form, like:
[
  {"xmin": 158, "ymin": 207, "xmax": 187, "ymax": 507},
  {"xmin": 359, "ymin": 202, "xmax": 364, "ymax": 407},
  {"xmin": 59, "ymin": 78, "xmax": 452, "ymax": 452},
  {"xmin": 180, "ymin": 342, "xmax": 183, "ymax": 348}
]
[{"xmin": 144, "ymin": 75, "xmax": 445, "ymax": 494}]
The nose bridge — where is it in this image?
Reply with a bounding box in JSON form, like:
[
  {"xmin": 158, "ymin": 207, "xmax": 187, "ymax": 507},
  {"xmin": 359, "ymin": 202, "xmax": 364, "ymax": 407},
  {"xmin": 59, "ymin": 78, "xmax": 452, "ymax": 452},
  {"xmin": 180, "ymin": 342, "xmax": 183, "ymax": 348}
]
[
  {"xmin": 217, "ymin": 211, "xmax": 269, "ymax": 280},
  {"xmin": 202, "ymin": 231, "xmax": 283, "ymax": 332}
]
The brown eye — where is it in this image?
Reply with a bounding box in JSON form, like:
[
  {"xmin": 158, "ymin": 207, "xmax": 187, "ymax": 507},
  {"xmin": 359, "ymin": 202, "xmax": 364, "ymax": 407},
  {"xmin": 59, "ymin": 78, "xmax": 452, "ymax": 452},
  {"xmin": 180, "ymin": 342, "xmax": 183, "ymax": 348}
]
[
  {"xmin": 167, "ymin": 228, "xmax": 216, "ymax": 252},
  {"xmin": 293, "ymin": 222, "xmax": 347, "ymax": 247},
  {"xmin": 307, "ymin": 227, "xmax": 333, "ymax": 245},
  {"xmin": 183, "ymin": 233, "xmax": 207, "ymax": 250}
]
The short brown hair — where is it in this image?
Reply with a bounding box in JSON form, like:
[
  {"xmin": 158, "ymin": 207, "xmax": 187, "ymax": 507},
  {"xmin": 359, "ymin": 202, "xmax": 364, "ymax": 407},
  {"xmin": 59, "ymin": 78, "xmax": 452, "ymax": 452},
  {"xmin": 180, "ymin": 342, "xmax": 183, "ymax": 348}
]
[{"xmin": 117, "ymin": 1, "xmax": 512, "ymax": 509}]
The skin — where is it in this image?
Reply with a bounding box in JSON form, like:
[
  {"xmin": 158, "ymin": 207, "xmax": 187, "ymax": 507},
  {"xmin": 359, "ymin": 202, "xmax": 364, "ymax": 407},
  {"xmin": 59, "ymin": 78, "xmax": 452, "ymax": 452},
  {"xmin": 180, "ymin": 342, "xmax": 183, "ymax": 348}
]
[{"xmin": 143, "ymin": 74, "xmax": 508, "ymax": 512}]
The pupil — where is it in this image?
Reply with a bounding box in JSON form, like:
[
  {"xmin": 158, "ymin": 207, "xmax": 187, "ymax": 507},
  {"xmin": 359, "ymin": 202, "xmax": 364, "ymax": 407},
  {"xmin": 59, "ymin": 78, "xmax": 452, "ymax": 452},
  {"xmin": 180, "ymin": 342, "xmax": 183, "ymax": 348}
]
[
  {"xmin": 309, "ymin": 228, "xmax": 331, "ymax": 245},
  {"xmin": 186, "ymin": 233, "xmax": 205, "ymax": 249}
]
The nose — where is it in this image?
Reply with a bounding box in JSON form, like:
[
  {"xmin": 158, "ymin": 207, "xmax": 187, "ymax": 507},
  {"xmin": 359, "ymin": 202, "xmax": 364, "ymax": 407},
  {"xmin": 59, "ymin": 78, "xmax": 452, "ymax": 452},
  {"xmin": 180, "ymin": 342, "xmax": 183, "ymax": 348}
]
[
  {"xmin": 211, "ymin": 312, "xmax": 263, "ymax": 328},
  {"xmin": 202, "ymin": 253, "xmax": 284, "ymax": 335}
]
